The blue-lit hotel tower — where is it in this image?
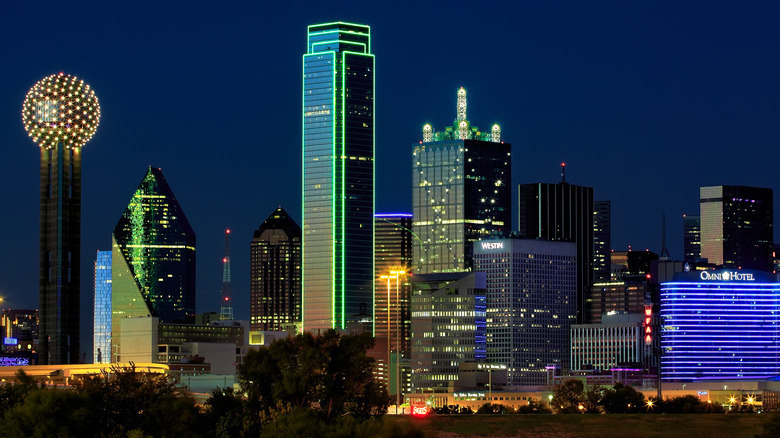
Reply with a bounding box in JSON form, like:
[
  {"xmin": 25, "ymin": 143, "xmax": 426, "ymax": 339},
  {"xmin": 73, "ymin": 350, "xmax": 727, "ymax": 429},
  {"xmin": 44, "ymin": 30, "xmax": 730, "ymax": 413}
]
[
  {"xmin": 303, "ymin": 22, "xmax": 375, "ymax": 332},
  {"xmin": 93, "ymin": 250, "xmax": 111, "ymax": 364},
  {"xmin": 661, "ymin": 270, "xmax": 780, "ymax": 380}
]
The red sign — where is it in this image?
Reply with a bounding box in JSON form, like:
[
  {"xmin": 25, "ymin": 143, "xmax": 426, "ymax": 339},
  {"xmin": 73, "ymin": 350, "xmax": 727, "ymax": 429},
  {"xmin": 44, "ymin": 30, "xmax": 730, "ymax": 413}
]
[{"xmin": 412, "ymin": 406, "xmax": 429, "ymax": 416}]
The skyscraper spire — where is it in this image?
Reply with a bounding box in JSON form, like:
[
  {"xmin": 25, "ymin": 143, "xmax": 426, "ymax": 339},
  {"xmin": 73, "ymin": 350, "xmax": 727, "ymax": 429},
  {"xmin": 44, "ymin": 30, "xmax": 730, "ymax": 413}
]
[
  {"xmin": 220, "ymin": 229, "xmax": 234, "ymax": 320},
  {"xmin": 456, "ymin": 87, "xmax": 467, "ymax": 122},
  {"xmin": 561, "ymin": 162, "xmax": 566, "ymax": 184}
]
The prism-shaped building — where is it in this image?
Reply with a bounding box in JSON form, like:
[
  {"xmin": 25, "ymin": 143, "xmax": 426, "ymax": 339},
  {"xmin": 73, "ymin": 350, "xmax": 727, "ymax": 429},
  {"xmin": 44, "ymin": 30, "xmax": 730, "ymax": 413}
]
[{"xmin": 111, "ymin": 167, "xmax": 196, "ymax": 361}]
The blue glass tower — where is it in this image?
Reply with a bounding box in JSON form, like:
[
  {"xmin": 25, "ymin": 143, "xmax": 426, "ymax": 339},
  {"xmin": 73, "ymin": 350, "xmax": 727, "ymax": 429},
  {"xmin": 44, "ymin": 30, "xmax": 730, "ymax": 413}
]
[
  {"xmin": 302, "ymin": 22, "xmax": 375, "ymax": 332},
  {"xmin": 93, "ymin": 250, "xmax": 111, "ymax": 364},
  {"xmin": 661, "ymin": 270, "xmax": 780, "ymax": 380}
]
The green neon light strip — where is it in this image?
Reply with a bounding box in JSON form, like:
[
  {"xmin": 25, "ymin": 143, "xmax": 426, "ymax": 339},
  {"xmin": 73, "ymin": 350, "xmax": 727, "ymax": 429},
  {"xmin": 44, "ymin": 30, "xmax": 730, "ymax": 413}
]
[
  {"xmin": 332, "ymin": 50, "xmax": 338, "ymax": 329},
  {"xmin": 340, "ymin": 50, "xmax": 346, "ymax": 329},
  {"xmin": 301, "ymin": 53, "xmax": 306, "ymax": 329}
]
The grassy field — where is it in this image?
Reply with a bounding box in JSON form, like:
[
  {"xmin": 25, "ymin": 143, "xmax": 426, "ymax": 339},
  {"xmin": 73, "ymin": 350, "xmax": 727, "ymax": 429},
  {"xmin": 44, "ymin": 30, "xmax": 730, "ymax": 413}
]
[{"xmin": 389, "ymin": 413, "xmax": 772, "ymax": 438}]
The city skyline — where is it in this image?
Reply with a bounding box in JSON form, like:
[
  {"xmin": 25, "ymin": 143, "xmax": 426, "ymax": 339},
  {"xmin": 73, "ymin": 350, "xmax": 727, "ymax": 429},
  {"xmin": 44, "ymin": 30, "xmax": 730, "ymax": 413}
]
[{"xmin": 1, "ymin": 2, "xmax": 780, "ymax": 351}]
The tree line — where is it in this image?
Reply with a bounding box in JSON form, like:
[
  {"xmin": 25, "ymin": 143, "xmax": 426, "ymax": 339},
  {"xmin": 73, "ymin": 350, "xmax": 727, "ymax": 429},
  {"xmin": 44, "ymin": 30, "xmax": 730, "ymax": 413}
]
[{"xmin": 0, "ymin": 330, "xmax": 422, "ymax": 438}]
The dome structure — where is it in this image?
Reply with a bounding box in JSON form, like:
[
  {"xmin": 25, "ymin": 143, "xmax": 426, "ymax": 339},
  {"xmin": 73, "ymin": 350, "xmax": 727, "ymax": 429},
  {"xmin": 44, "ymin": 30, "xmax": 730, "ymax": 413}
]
[{"xmin": 22, "ymin": 72, "xmax": 100, "ymax": 149}]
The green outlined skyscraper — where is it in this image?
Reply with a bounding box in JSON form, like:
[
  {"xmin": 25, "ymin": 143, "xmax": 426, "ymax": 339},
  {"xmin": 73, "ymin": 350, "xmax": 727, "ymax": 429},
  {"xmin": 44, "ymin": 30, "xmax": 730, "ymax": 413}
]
[{"xmin": 302, "ymin": 22, "xmax": 375, "ymax": 332}]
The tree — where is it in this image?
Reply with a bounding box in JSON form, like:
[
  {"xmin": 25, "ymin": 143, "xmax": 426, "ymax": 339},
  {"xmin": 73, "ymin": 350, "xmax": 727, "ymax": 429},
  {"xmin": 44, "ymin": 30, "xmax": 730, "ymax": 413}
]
[
  {"xmin": 516, "ymin": 400, "xmax": 552, "ymax": 414},
  {"xmin": 600, "ymin": 383, "xmax": 645, "ymax": 413},
  {"xmin": 0, "ymin": 370, "xmax": 38, "ymax": 417},
  {"xmin": 583, "ymin": 385, "xmax": 605, "ymax": 413},
  {"xmin": 551, "ymin": 379, "xmax": 585, "ymax": 413},
  {"xmin": 239, "ymin": 330, "xmax": 389, "ymax": 420},
  {"xmin": 74, "ymin": 365, "xmax": 202, "ymax": 437}
]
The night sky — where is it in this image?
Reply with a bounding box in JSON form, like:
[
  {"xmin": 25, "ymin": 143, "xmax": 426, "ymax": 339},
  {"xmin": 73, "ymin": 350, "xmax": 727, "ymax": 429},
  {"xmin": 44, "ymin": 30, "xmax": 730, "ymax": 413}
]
[{"xmin": 1, "ymin": 1, "xmax": 779, "ymax": 350}]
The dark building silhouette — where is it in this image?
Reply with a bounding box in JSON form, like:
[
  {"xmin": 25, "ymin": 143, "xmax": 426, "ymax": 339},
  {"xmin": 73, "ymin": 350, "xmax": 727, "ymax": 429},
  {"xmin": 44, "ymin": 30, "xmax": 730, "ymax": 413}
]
[
  {"xmin": 593, "ymin": 201, "xmax": 611, "ymax": 282},
  {"xmin": 518, "ymin": 171, "xmax": 594, "ymax": 324},
  {"xmin": 250, "ymin": 207, "xmax": 301, "ymax": 331},
  {"xmin": 682, "ymin": 214, "xmax": 701, "ymax": 263},
  {"xmin": 700, "ymin": 185, "xmax": 774, "ymax": 271},
  {"xmin": 413, "ymin": 87, "xmax": 511, "ymax": 274}
]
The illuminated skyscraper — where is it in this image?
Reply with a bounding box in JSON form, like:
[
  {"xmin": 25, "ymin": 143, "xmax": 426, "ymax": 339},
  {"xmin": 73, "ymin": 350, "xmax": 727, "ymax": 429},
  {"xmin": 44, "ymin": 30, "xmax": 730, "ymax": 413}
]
[
  {"xmin": 111, "ymin": 167, "xmax": 196, "ymax": 361},
  {"xmin": 475, "ymin": 238, "xmax": 577, "ymax": 386},
  {"xmin": 699, "ymin": 185, "xmax": 773, "ymax": 271},
  {"xmin": 93, "ymin": 250, "xmax": 111, "ymax": 364},
  {"xmin": 302, "ymin": 22, "xmax": 375, "ymax": 332},
  {"xmin": 518, "ymin": 171, "xmax": 594, "ymax": 324},
  {"xmin": 22, "ymin": 73, "xmax": 100, "ymax": 364},
  {"xmin": 374, "ymin": 214, "xmax": 412, "ymax": 356},
  {"xmin": 661, "ymin": 270, "xmax": 780, "ymax": 380},
  {"xmin": 250, "ymin": 207, "xmax": 302, "ymax": 331},
  {"xmin": 412, "ymin": 87, "xmax": 511, "ymax": 274}
]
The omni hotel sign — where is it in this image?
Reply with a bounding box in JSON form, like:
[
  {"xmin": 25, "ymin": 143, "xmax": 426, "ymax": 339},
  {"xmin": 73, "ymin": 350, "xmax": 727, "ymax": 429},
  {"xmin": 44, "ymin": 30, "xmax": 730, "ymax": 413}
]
[{"xmin": 700, "ymin": 271, "xmax": 755, "ymax": 281}]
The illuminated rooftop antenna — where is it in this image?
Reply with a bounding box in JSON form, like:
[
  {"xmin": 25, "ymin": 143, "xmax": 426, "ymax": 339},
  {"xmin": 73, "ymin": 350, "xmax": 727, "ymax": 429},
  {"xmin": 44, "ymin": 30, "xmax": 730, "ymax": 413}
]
[
  {"xmin": 491, "ymin": 124, "xmax": 501, "ymax": 143},
  {"xmin": 220, "ymin": 229, "xmax": 234, "ymax": 320},
  {"xmin": 561, "ymin": 162, "xmax": 566, "ymax": 184},
  {"xmin": 456, "ymin": 87, "xmax": 467, "ymax": 122},
  {"xmin": 423, "ymin": 124, "xmax": 433, "ymax": 142}
]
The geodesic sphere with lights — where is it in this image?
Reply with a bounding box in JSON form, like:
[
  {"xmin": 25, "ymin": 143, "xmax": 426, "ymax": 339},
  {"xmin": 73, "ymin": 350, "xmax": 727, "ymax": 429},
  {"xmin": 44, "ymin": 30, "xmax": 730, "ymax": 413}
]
[{"xmin": 22, "ymin": 72, "xmax": 100, "ymax": 149}]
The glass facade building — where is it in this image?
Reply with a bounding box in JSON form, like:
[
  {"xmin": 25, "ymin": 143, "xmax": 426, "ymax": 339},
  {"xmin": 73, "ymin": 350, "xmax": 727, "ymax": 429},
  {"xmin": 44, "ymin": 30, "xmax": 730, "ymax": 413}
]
[
  {"xmin": 474, "ymin": 238, "xmax": 577, "ymax": 385},
  {"xmin": 303, "ymin": 22, "xmax": 375, "ymax": 332},
  {"xmin": 410, "ymin": 272, "xmax": 486, "ymax": 392},
  {"xmin": 661, "ymin": 270, "xmax": 780, "ymax": 380},
  {"xmin": 412, "ymin": 88, "xmax": 511, "ymax": 275},
  {"xmin": 518, "ymin": 181, "xmax": 594, "ymax": 324},
  {"xmin": 112, "ymin": 167, "xmax": 196, "ymax": 361},
  {"xmin": 374, "ymin": 213, "xmax": 413, "ymax": 358},
  {"xmin": 250, "ymin": 207, "xmax": 302, "ymax": 331},
  {"xmin": 700, "ymin": 185, "xmax": 774, "ymax": 271},
  {"xmin": 93, "ymin": 250, "xmax": 112, "ymax": 364}
]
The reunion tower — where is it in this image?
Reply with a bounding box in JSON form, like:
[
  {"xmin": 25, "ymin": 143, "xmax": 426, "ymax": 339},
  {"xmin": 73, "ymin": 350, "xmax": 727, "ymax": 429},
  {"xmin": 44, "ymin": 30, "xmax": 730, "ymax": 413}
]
[{"xmin": 22, "ymin": 73, "xmax": 100, "ymax": 364}]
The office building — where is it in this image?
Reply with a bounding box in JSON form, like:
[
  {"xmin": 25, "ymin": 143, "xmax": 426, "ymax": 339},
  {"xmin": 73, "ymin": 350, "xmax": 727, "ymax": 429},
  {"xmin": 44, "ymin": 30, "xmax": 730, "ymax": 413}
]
[
  {"xmin": 474, "ymin": 238, "xmax": 577, "ymax": 386},
  {"xmin": 93, "ymin": 250, "xmax": 112, "ymax": 364},
  {"xmin": 413, "ymin": 87, "xmax": 511, "ymax": 275},
  {"xmin": 250, "ymin": 206, "xmax": 302, "ymax": 332},
  {"xmin": 593, "ymin": 201, "xmax": 611, "ymax": 282},
  {"xmin": 375, "ymin": 213, "xmax": 413, "ymax": 351},
  {"xmin": 375, "ymin": 213, "xmax": 413, "ymax": 400},
  {"xmin": 683, "ymin": 214, "xmax": 701, "ymax": 263},
  {"xmin": 1, "ymin": 309, "xmax": 38, "ymax": 356},
  {"xmin": 112, "ymin": 167, "xmax": 196, "ymax": 361},
  {"xmin": 518, "ymin": 173, "xmax": 593, "ymax": 324},
  {"xmin": 302, "ymin": 22, "xmax": 374, "ymax": 332},
  {"xmin": 589, "ymin": 281, "xmax": 649, "ymax": 324},
  {"xmin": 410, "ymin": 272, "xmax": 486, "ymax": 392},
  {"xmin": 661, "ymin": 270, "xmax": 780, "ymax": 380},
  {"xmin": 571, "ymin": 313, "xmax": 653, "ymax": 372},
  {"xmin": 23, "ymin": 73, "xmax": 100, "ymax": 364},
  {"xmin": 700, "ymin": 185, "xmax": 774, "ymax": 271}
]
